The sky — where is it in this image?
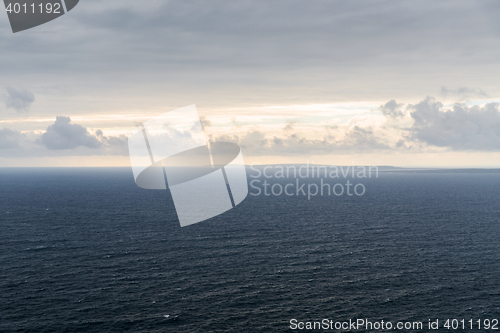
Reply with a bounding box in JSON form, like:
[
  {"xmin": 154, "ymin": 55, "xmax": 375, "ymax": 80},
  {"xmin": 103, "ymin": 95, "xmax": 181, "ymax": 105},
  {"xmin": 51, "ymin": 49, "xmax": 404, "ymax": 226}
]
[{"xmin": 1, "ymin": 0, "xmax": 500, "ymax": 167}]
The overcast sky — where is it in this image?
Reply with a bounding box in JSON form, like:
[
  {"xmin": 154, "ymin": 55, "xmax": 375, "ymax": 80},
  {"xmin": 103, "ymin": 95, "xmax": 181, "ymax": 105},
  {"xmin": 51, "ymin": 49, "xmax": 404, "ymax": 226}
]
[{"xmin": 1, "ymin": 0, "xmax": 500, "ymax": 167}]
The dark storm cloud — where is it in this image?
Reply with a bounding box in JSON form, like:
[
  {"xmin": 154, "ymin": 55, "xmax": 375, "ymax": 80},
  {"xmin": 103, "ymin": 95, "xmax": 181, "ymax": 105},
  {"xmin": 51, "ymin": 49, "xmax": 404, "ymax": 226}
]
[
  {"xmin": 4, "ymin": 86, "xmax": 35, "ymax": 112},
  {"xmin": 1, "ymin": 0, "xmax": 499, "ymax": 105},
  {"xmin": 69, "ymin": 0, "xmax": 500, "ymax": 72},
  {"xmin": 407, "ymin": 97, "xmax": 500, "ymax": 151}
]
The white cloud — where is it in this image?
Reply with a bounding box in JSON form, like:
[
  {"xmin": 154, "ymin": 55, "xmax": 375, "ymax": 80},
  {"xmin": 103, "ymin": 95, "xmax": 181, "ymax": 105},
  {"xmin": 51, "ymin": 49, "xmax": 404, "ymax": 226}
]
[
  {"xmin": 211, "ymin": 124, "xmax": 391, "ymax": 157},
  {"xmin": 407, "ymin": 97, "xmax": 500, "ymax": 151},
  {"xmin": 40, "ymin": 116, "xmax": 102, "ymax": 150},
  {"xmin": 0, "ymin": 117, "xmax": 128, "ymax": 158}
]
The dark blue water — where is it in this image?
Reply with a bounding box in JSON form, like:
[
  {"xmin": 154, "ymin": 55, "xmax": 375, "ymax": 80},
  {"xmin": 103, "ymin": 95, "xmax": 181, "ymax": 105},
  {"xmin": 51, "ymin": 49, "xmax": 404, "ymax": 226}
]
[{"xmin": 1, "ymin": 168, "xmax": 500, "ymax": 332}]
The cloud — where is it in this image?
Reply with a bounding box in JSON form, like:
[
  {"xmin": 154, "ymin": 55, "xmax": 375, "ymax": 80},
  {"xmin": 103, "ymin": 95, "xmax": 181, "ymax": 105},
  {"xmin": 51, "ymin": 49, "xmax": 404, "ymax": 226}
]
[
  {"xmin": 0, "ymin": 128, "xmax": 23, "ymax": 149},
  {"xmin": 1, "ymin": 0, "xmax": 499, "ymax": 109},
  {"xmin": 4, "ymin": 87, "xmax": 35, "ymax": 112},
  {"xmin": 0, "ymin": 119, "xmax": 128, "ymax": 158},
  {"xmin": 283, "ymin": 119, "xmax": 300, "ymax": 132},
  {"xmin": 440, "ymin": 86, "xmax": 489, "ymax": 101},
  {"xmin": 211, "ymin": 124, "xmax": 390, "ymax": 156},
  {"xmin": 40, "ymin": 116, "xmax": 102, "ymax": 150},
  {"xmin": 210, "ymin": 96, "xmax": 500, "ymax": 156},
  {"xmin": 407, "ymin": 97, "xmax": 500, "ymax": 151},
  {"xmin": 395, "ymin": 139, "xmax": 406, "ymax": 148},
  {"xmin": 96, "ymin": 129, "xmax": 129, "ymax": 155},
  {"xmin": 207, "ymin": 97, "xmax": 500, "ymax": 155},
  {"xmin": 0, "ymin": 117, "xmax": 129, "ymax": 157},
  {"xmin": 199, "ymin": 116, "xmax": 212, "ymax": 128},
  {"xmin": 341, "ymin": 126, "xmax": 390, "ymax": 150},
  {"xmin": 379, "ymin": 99, "xmax": 405, "ymax": 118}
]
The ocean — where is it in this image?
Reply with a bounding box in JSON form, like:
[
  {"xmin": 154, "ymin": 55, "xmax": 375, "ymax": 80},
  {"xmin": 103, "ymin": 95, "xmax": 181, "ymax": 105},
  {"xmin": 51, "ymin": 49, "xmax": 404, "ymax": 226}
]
[{"xmin": 1, "ymin": 167, "xmax": 500, "ymax": 332}]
